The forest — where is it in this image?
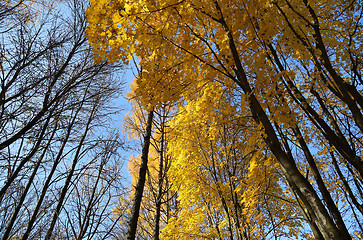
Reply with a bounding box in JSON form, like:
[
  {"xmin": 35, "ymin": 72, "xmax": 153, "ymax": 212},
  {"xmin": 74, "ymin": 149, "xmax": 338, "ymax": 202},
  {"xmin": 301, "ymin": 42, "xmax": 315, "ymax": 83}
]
[{"xmin": 1, "ymin": 0, "xmax": 363, "ymax": 239}]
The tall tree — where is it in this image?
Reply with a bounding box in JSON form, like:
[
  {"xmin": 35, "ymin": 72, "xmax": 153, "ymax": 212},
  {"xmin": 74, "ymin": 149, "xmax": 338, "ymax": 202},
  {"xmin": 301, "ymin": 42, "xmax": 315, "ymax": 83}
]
[
  {"xmin": 86, "ymin": 0, "xmax": 363, "ymax": 239},
  {"xmin": 122, "ymin": 93, "xmax": 176, "ymax": 239},
  {"xmin": 0, "ymin": 0, "xmax": 126, "ymax": 239},
  {"xmin": 162, "ymin": 82, "xmax": 304, "ymax": 239},
  {"xmin": 126, "ymin": 109, "xmax": 154, "ymax": 240}
]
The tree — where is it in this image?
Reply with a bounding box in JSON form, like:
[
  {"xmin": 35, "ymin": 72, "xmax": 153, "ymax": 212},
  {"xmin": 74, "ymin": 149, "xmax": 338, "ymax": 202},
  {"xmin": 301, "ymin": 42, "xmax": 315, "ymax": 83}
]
[
  {"xmin": 86, "ymin": 0, "xmax": 363, "ymax": 239},
  {"xmin": 125, "ymin": 108, "xmax": 154, "ymax": 240},
  {"xmin": 121, "ymin": 90, "xmax": 176, "ymax": 239},
  {"xmin": 0, "ymin": 0, "xmax": 126, "ymax": 239},
  {"xmin": 118, "ymin": 65, "xmax": 178, "ymax": 239},
  {"xmin": 161, "ymin": 82, "xmax": 304, "ymax": 239}
]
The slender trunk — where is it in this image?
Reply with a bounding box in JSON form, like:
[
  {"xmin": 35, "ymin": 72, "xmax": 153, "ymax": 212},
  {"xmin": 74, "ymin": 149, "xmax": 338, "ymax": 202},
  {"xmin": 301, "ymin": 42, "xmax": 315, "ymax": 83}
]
[
  {"xmin": 21, "ymin": 105, "xmax": 80, "ymax": 240},
  {"xmin": 76, "ymin": 160, "xmax": 105, "ymax": 240},
  {"xmin": 152, "ymin": 122, "xmax": 164, "ymax": 240},
  {"xmin": 44, "ymin": 98, "xmax": 97, "ymax": 240},
  {"xmin": 292, "ymin": 126, "xmax": 351, "ymax": 238},
  {"xmin": 126, "ymin": 110, "xmax": 154, "ymax": 240},
  {"xmin": 0, "ymin": 111, "xmax": 51, "ymax": 203},
  {"xmin": 331, "ymin": 151, "xmax": 363, "ymax": 215},
  {"xmin": 1, "ymin": 115, "xmax": 54, "ymax": 240}
]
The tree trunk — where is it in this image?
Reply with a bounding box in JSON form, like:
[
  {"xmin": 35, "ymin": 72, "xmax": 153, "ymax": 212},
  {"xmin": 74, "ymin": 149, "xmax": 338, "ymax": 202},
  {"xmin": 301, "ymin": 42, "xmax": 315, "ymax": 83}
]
[
  {"xmin": 126, "ymin": 110, "xmax": 154, "ymax": 240},
  {"xmin": 216, "ymin": 9, "xmax": 350, "ymax": 238},
  {"xmin": 152, "ymin": 121, "xmax": 164, "ymax": 240}
]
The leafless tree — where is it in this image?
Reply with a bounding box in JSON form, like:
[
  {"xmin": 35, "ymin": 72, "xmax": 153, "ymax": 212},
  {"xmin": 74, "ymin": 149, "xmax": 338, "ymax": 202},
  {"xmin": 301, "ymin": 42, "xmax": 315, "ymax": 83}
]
[{"xmin": 0, "ymin": 0, "xmax": 127, "ymax": 239}]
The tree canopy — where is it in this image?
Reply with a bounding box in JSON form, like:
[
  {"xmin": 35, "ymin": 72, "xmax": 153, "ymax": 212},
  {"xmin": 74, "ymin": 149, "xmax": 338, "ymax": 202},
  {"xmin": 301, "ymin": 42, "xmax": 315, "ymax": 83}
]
[{"xmin": 86, "ymin": 0, "xmax": 363, "ymax": 239}]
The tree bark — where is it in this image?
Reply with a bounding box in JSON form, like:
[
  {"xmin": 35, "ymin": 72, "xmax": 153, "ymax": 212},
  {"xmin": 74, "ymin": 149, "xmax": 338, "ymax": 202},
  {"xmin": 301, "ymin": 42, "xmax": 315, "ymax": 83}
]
[
  {"xmin": 152, "ymin": 120, "xmax": 164, "ymax": 240},
  {"xmin": 126, "ymin": 110, "xmax": 154, "ymax": 240},
  {"xmin": 213, "ymin": 4, "xmax": 349, "ymax": 238}
]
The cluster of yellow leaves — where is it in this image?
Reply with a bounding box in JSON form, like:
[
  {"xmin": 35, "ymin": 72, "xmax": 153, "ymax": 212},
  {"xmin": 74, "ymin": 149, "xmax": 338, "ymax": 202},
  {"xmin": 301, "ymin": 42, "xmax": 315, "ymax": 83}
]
[
  {"xmin": 86, "ymin": 0, "xmax": 362, "ymax": 99},
  {"xmin": 160, "ymin": 82, "xmax": 303, "ymax": 239},
  {"xmin": 86, "ymin": 0, "xmax": 359, "ymax": 135}
]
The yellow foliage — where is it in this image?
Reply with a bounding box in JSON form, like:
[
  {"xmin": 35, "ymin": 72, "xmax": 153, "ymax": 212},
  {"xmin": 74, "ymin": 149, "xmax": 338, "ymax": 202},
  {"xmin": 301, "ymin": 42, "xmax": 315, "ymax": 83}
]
[{"xmin": 88, "ymin": 0, "xmax": 363, "ymax": 238}]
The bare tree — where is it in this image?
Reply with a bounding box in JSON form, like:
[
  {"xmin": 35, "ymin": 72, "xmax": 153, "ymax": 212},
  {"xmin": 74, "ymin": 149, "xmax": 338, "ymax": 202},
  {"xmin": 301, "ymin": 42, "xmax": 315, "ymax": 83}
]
[{"xmin": 0, "ymin": 0, "xmax": 127, "ymax": 239}]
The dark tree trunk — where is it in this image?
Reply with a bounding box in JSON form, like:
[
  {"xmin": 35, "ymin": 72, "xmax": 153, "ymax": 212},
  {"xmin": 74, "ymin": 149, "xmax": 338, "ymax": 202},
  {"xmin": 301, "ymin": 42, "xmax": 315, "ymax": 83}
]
[
  {"xmin": 152, "ymin": 120, "xmax": 164, "ymax": 240},
  {"xmin": 126, "ymin": 110, "xmax": 154, "ymax": 240}
]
